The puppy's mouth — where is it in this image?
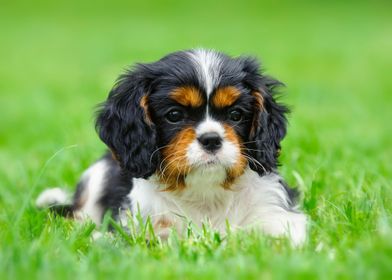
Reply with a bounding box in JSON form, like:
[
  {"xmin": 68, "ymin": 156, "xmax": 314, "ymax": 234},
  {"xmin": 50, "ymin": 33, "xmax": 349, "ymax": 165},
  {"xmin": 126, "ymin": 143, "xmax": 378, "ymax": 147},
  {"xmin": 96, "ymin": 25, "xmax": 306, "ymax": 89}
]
[
  {"xmin": 200, "ymin": 158, "xmax": 220, "ymax": 167},
  {"xmin": 193, "ymin": 152, "xmax": 224, "ymax": 168}
]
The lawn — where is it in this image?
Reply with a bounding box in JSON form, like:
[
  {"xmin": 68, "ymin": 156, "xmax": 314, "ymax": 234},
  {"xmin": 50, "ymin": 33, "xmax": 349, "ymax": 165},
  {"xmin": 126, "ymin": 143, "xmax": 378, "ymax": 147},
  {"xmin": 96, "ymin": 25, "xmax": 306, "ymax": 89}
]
[{"xmin": 1, "ymin": 0, "xmax": 392, "ymax": 279}]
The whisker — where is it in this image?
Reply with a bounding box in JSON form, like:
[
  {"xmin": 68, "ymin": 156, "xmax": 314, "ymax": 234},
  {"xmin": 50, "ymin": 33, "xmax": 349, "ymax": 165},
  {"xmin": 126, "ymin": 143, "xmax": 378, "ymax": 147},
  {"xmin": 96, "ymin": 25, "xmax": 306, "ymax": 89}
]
[
  {"xmin": 158, "ymin": 149, "xmax": 185, "ymax": 172},
  {"xmin": 241, "ymin": 140, "xmax": 260, "ymax": 145},
  {"xmin": 149, "ymin": 144, "xmax": 173, "ymax": 164},
  {"xmin": 243, "ymin": 148, "xmax": 265, "ymax": 152},
  {"xmin": 159, "ymin": 155, "xmax": 188, "ymax": 178},
  {"xmin": 241, "ymin": 153, "xmax": 267, "ymax": 173}
]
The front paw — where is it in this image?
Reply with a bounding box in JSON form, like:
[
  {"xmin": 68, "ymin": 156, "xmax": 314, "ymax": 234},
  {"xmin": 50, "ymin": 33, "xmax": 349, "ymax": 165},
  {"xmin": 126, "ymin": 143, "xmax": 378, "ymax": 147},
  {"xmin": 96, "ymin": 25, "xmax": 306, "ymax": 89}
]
[{"xmin": 261, "ymin": 211, "xmax": 308, "ymax": 246}]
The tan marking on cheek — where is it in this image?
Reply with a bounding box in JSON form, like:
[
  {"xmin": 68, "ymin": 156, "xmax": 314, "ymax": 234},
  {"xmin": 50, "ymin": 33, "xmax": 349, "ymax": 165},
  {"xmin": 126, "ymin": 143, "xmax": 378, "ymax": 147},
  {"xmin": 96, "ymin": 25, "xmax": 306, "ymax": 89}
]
[
  {"xmin": 158, "ymin": 127, "xmax": 196, "ymax": 191},
  {"xmin": 250, "ymin": 91, "xmax": 264, "ymax": 136},
  {"xmin": 140, "ymin": 95, "xmax": 152, "ymax": 125},
  {"xmin": 222, "ymin": 125, "xmax": 247, "ymax": 189},
  {"xmin": 170, "ymin": 87, "xmax": 203, "ymax": 107},
  {"xmin": 212, "ymin": 86, "xmax": 241, "ymax": 108}
]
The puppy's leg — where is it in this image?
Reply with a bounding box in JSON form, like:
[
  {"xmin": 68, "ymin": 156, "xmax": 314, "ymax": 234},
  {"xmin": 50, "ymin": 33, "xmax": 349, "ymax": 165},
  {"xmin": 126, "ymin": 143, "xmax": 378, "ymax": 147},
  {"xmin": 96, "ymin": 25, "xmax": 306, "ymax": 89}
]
[
  {"xmin": 36, "ymin": 156, "xmax": 111, "ymax": 225},
  {"xmin": 245, "ymin": 174, "xmax": 308, "ymax": 246},
  {"xmin": 258, "ymin": 207, "xmax": 307, "ymax": 246},
  {"xmin": 71, "ymin": 158, "xmax": 110, "ymax": 224}
]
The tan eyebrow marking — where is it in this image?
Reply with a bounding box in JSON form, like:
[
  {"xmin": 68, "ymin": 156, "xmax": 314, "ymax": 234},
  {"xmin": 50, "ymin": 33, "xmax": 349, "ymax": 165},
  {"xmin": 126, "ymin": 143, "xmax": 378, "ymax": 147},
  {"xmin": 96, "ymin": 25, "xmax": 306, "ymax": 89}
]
[
  {"xmin": 211, "ymin": 86, "xmax": 241, "ymax": 108},
  {"xmin": 170, "ymin": 86, "xmax": 204, "ymax": 107}
]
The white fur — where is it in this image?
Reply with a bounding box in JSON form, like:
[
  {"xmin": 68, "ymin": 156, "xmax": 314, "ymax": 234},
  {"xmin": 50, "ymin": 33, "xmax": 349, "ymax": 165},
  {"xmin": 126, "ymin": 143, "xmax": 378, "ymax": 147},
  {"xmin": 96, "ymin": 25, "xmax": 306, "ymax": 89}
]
[
  {"xmin": 128, "ymin": 168, "xmax": 307, "ymax": 246},
  {"xmin": 36, "ymin": 187, "xmax": 69, "ymax": 208},
  {"xmin": 46, "ymin": 158, "xmax": 307, "ymax": 245},
  {"xmin": 195, "ymin": 118, "xmax": 225, "ymax": 137},
  {"xmin": 188, "ymin": 49, "xmax": 222, "ymax": 96},
  {"xmin": 73, "ymin": 159, "xmax": 108, "ymax": 224}
]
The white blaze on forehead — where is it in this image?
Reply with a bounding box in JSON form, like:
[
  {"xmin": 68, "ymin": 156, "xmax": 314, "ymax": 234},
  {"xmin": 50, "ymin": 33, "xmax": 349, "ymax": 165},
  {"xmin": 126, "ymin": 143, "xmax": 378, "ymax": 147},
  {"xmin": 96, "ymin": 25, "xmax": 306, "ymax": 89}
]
[
  {"xmin": 196, "ymin": 118, "xmax": 225, "ymax": 138},
  {"xmin": 188, "ymin": 49, "xmax": 222, "ymax": 96}
]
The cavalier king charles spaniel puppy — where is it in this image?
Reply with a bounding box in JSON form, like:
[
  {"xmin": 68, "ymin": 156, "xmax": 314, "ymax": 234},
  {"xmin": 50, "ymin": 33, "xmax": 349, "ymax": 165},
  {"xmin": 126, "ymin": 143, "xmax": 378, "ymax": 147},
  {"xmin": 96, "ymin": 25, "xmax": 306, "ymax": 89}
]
[{"xmin": 36, "ymin": 49, "xmax": 307, "ymax": 245}]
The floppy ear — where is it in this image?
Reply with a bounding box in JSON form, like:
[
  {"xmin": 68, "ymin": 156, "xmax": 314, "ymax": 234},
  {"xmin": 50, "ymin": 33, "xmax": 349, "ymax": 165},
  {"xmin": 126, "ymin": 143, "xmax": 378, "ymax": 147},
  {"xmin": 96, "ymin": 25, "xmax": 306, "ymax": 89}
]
[
  {"xmin": 241, "ymin": 57, "xmax": 289, "ymax": 175},
  {"xmin": 95, "ymin": 67, "xmax": 158, "ymax": 178}
]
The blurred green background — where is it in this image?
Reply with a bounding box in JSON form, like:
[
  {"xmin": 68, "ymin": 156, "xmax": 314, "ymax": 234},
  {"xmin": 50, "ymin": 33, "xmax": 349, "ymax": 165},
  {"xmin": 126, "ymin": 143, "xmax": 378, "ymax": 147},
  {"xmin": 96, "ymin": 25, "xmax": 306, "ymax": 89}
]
[{"xmin": 1, "ymin": 0, "xmax": 392, "ymax": 278}]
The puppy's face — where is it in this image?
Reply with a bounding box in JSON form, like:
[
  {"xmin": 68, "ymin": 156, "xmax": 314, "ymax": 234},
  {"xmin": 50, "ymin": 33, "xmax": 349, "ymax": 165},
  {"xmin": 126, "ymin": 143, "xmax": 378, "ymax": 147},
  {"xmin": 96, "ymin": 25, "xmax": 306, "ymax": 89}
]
[
  {"xmin": 148, "ymin": 85, "xmax": 253, "ymax": 189},
  {"xmin": 97, "ymin": 49, "xmax": 287, "ymax": 190}
]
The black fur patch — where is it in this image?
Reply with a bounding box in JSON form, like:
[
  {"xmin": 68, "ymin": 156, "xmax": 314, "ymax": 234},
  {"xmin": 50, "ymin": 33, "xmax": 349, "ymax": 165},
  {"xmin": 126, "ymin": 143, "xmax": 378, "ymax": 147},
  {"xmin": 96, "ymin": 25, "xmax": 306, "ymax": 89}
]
[
  {"xmin": 279, "ymin": 179, "xmax": 300, "ymax": 209},
  {"xmin": 98, "ymin": 153, "xmax": 133, "ymax": 219}
]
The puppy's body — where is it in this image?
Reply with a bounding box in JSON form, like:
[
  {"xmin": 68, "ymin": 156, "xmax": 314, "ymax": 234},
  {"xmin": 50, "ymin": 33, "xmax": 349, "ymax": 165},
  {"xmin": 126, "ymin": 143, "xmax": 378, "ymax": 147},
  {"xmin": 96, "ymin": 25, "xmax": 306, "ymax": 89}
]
[{"xmin": 37, "ymin": 49, "xmax": 307, "ymax": 245}]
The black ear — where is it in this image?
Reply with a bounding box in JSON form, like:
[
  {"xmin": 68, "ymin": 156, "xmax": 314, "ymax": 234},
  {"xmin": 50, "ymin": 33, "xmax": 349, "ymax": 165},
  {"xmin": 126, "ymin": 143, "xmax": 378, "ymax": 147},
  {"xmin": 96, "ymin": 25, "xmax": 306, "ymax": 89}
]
[
  {"xmin": 241, "ymin": 57, "xmax": 289, "ymax": 175},
  {"xmin": 95, "ymin": 67, "xmax": 158, "ymax": 178}
]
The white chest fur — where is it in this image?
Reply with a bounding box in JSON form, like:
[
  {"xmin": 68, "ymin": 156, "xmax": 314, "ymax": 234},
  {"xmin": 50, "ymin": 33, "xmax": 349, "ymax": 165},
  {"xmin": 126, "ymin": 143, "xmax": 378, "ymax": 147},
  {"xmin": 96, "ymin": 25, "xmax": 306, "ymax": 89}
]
[{"xmin": 128, "ymin": 167, "xmax": 307, "ymax": 245}]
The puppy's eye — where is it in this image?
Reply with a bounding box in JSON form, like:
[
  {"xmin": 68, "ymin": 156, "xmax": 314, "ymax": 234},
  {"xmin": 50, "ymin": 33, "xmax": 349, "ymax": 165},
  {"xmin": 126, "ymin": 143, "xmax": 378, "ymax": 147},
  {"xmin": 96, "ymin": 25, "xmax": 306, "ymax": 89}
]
[
  {"xmin": 228, "ymin": 109, "xmax": 242, "ymax": 122},
  {"xmin": 166, "ymin": 109, "xmax": 184, "ymax": 123}
]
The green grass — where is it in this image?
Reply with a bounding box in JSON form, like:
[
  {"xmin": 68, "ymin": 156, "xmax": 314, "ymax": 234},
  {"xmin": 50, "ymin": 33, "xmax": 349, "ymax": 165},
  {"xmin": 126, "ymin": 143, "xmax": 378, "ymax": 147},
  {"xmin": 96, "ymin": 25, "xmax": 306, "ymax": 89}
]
[{"xmin": 1, "ymin": 0, "xmax": 392, "ymax": 279}]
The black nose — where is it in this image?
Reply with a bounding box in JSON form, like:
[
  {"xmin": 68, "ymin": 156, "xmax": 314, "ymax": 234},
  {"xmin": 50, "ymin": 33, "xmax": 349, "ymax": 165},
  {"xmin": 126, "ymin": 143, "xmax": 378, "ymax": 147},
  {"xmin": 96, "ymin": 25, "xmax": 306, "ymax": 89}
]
[{"xmin": 197, "ymin": 132, "xmax": 222, "ymax": 152}]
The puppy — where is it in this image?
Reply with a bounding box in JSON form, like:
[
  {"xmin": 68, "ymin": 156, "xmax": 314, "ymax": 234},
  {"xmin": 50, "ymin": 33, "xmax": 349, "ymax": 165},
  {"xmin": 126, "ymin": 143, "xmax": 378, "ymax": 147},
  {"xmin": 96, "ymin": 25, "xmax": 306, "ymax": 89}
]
[{"xmin": 36, "ymin": 49, "xmax": 307, "ymax": 245}]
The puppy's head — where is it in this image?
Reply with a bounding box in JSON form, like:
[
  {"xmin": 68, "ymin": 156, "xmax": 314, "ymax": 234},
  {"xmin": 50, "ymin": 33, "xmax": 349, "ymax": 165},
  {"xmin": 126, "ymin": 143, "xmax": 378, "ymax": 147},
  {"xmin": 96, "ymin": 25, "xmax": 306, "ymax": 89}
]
[{"xmin": 96, "ymin": 49, "xmax": 288, "ymax": 190}]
